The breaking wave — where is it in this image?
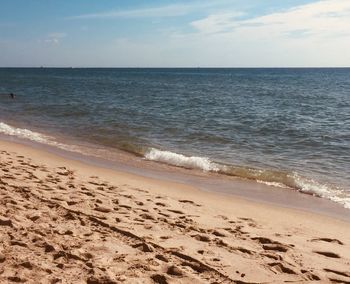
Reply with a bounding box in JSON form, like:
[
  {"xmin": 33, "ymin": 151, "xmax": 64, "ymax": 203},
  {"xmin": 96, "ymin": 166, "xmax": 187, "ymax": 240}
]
[
  {"xmin": 0, "ymin": 121, "xmax": 349, "ymax": 209},
  {"xmin": 144, "ymin": 148, "xmax": 220, "ymax": 172},
  {"xmin": 0, "ymin": 121, "xmax": 78, "ymax": 153},
  {"xmin": 0, "ymin": 122, "xmax": 53, "ymax": 144},
  {"xmin": 144, "ymin": 147, "xmax": 350, "ymax": 209}
]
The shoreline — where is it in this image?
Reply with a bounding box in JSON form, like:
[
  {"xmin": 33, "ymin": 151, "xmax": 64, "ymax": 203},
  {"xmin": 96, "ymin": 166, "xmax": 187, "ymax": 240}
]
[
  {"xmin": 1, "ymin": 134, "xmax": 349, "ymax": 222},
  {"xmin": 1, "ymin": 138, "xmax": 350, "ymax": 282},
  {"xmin": 1, "ymin": 119, "xmax": 349, "ymax": 213}
]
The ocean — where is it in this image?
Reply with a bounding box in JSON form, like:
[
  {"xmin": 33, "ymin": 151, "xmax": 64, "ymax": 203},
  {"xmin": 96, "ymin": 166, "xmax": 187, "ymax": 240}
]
[{"xmin": 0, "ymin": 68, "xmax": 349, "ymax": 208}]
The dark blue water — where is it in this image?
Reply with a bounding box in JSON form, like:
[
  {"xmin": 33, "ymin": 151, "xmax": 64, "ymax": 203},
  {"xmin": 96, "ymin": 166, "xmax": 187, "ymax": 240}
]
[{"xmin": 0, "ymin": 68, "xmax": 349, "ymax": 207}]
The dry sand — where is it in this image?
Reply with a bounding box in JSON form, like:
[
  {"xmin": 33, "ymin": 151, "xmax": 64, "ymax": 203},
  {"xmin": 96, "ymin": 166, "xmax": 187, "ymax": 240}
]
[{"xmin": 0, "ymin": 139, "xmax": 349, "ymax": 283}]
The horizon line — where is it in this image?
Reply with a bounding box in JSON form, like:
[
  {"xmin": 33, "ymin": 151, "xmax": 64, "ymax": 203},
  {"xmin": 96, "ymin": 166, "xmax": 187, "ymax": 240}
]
[{"xmin": 1, "ymin": 66, "xmax": 350, "ymax": 69}]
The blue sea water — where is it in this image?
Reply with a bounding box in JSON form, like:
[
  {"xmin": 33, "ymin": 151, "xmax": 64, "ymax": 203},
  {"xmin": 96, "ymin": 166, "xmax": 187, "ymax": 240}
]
[{"xmin": 0, "ymin": 68, "xmax": 349, "ymax": 207}]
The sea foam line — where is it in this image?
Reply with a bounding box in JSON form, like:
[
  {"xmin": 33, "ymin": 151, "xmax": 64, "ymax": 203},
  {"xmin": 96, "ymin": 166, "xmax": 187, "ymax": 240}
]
[
  {"xmin": 291, "ymin": 173, "xmax": 350, "ymax": 209},
  {"xmin": 1, "ymin": 121, "xmax": 349, "ymax": 209},
  {"xmin": 0, "ymin": 121, "xmax": 76, "ymax": 153},
  {"xmin": 0, "ymin": 122, "xmax": 51, "ymax": 144},
  {"xmin": 144, "ymin": 147, "xmax": 221, "ymax": 172},
  {"xmin": 144, "ymin": 147, "xmax": 350, "ymax": 209}
]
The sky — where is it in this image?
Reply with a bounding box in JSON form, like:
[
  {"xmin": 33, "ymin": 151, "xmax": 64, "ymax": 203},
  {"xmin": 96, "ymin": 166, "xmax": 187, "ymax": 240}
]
[{"xmin": 0, "ymin": 0, "xmax": 350, "ymax": 67}]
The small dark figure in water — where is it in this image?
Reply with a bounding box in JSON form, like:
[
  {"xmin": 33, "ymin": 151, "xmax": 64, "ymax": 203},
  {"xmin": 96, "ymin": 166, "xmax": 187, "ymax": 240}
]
[{"xmin": 9, "ymin": 93, "xmax": 15, "ymax": 99}]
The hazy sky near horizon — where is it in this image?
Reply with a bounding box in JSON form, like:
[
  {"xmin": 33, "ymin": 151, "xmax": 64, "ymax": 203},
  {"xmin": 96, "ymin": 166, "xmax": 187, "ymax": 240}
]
[{"xmin": 1, "ymin": 0, "xmax": 350, "ymax": 67}]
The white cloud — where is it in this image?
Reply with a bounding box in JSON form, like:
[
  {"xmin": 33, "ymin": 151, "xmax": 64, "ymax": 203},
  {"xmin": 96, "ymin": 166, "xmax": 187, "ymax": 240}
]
[
  {"xmin": 6, "ymin": 0, "xmax": 350, "ymax": 67},
  {"xmin": 69, "ymin": 1, "xmax": 232, "ymax": 20},
  {"xmin": 70, "ymin": 3, "xmax": 198, "ymax": 19},
  {"xmin": 160, "ymin": 0, "xmax": 350, "ymax": 67},
  {"xmin": 191, "ymin": 0, "xmax": 350, "ymax": 39},
  {"xmin": 39, "ymin": 33, "xmax": 67, "ymax": 45},
  {"xmin": 191, "ymin": 12, "xmax": 244, "ymax": 34}
]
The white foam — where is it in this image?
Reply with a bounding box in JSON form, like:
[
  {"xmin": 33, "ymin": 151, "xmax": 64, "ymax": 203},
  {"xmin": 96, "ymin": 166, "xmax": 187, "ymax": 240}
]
[
  {"xmin": 0, "ymin": 121, "xmax": 74, "ymax": 152},
  {"xmin": 0, "ymin": 122, "xmax": 51, "ymax": 144},
  {"xmin": 144, "ymin": 148, "xmax": 220, "ymax": 172},
  {"xmin": 144, "ymin": 150, "xmax": 350, "ymax": 209},
  {"xmin": 1, "ymin": 121, "xmax": 349, "ymax": 210},
  {"xmin": 256, "ymin": 180, "xmax": 287, "ymax": 189},
  {"xmin": 292, "ymin": 172, "xmax": 350, "ymax": 209}
]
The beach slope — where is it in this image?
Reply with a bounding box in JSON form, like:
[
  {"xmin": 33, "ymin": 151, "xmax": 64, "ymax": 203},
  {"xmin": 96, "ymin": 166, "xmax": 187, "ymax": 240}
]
[{"xmin": 0, "ymin": 140, "xmax": 349, "ymax": 283}]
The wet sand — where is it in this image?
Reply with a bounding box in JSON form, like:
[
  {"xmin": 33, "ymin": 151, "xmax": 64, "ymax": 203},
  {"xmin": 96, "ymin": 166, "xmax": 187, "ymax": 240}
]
[{"xmin": 1, "ymin": 139, "xmax": 350, "ymax": 283}]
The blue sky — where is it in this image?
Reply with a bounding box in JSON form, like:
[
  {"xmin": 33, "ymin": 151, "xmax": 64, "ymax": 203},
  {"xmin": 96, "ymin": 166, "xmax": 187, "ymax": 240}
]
[{"xmin": 1, "ymin": 0, "xmax": 349, "ymax": 67}]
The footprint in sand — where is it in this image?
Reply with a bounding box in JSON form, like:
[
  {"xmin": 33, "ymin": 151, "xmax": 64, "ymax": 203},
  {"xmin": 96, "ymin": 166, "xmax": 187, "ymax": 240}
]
[
  {"xmin": 193, "ymin": 234, "xmax": 211, "ymax": 242},
  {"xmin": 178, "ymin": 200, "xmax": 201, "ymax": 207},
  {"xmin": 151, "ymin": 274, "xmax": 168, "ymax": 284},
  {"xmin": 268, "ymin": 262, "xmax": 296, "ymax": 275},
  {"xmin": 81, "ymin": 191, "xmax": 95, "ymax": 197},
  {"xmin": 19, "ymin": 261, "xmax": 33, "ymax": 270},
  {"xmin": 94, "ymin": 204, "xmax": 112, "ymax": 213},
  {"xmin": 313, "ymin": 251, "xmax": 340, "ymax": 258},
  {"xmin": 262, "ymin": 244, "xmax": 289, "ymax": 253},
  {"xmin": 140, "ymin": 213, "xmax": 155, "ymax": 221},
  {"xmin": 155, "ymin": 254, "xmax": 168, "ymax": 262},
  {"xmin": 216, "ymin": 215, "xmax": 228, "ymax": 220},
  {"xmin": 8, "ymin": 276, "xmax": 27, "ymax": 283},
  {"xmin": 211, "ymin": 230, "xmax": 226, "ymax": 237},
  {"xmin": 132, "ymin": 242, "xmax": 154, "ymax": 252},
  {"xmin": 324, "ymin": 268, "xmax": 350, "ymax": 280},
  {"xmin": 300, "ymin": 269, "xmax": 321, "ymax": 281},
  {"xmin": 251, "ymin": 237, "xmax": 281, "ymax": 245},
  {"xmin": 166, "ymin": 265, "xmax": 183, "ymax": 277},
  {"xmin": 120, "ymin": 194, "xmax": 133, "ymax": 199},
  {"xmin": 261, "ymin": 252, "xmax": 282, "ymax": 261},
  {"xmin": 0, "ymin": 217, "xmax": 13, "ymax": 227},
  {"xmin": 167, "ymin": 209, "xmax": 184, "ymax": 215},
  {"xmin": 311, "ymin": 238, "xmax": 344, "ymax": 245}
]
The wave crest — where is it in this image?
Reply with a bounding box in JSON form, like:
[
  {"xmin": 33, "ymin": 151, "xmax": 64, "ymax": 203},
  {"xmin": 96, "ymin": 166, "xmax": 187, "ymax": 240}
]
[
  {"xmin": 144, "ymin": 147, "xmax": 350, "ymax": 209},
  {"xmin": 0, "ymin": 122, "xmax": 51, "ymax": 144},
  {"xmin": 0, "ymin": 121, "xmax": 75, "ymax": 153},
  {"xmin": 144, "ymin": 148, "xmax": 221, "ymax": 172},
  {"xmin": 0, "ymin": 121, "xmax": 348, "ymax": 209}
]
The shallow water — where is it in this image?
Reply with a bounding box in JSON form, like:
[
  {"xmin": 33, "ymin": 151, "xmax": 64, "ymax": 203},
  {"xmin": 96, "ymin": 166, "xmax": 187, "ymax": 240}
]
[{"xmin": 0, "ymin": 68, "xmax": 349, "ymax": 208}]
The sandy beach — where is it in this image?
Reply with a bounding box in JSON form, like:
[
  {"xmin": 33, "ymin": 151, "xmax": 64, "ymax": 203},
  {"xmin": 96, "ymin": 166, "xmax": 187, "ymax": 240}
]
[{"xmin": 0, "ymin": 139, "xmax": 349, "ymax": 283}]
